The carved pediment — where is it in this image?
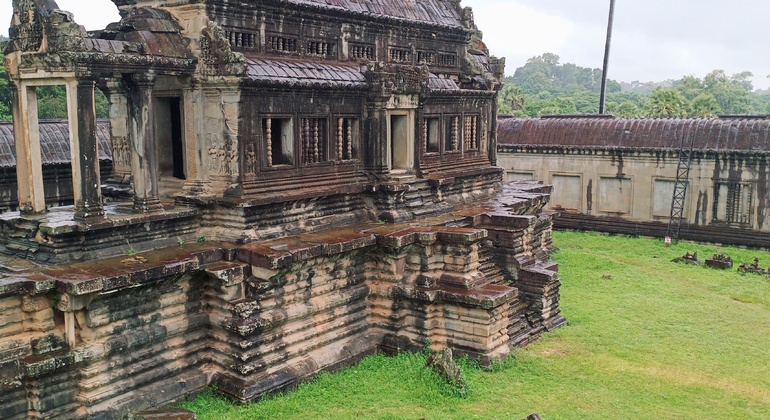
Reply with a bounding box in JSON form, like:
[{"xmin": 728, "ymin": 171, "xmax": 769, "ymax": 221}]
[
  {"xmin": 8, "ymin": 0, "xmax": 88, "ymax": 54},
  {"xmin": 199, "ymin": 20, "xmax": 245, "ymax": 76}
]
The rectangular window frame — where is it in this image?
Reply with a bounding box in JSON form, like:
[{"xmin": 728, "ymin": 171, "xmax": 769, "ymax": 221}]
[
  {"xmin": 417, "ymin": 51, "xmax": 435, "ymax": 65},
  {"xmin": 438, "ymin": 52, "xmax": 458, "ymax": 68},
  {"xmin": 306, "ymin": 39, "xmax": 337, "ymax": 58},
  {"xmin": 389, "ymin": 47, "xmax": 412, "ymax": 64},
  {"xmin": 713, "ymin": 181, "xmax": 753, "ymax": 225},
  {"xmin": 267, "ymin": 33, "xmax": 298, "ymax": 54},
  {"xmin": 263, "ymin": 116, "xmax": 295, "ymax": 168},
  {"xmin": 443, "ymin": 115, "xmax": 462, "ymax": 154},
  {"xmin": 349, "ymin": 43, "xmax": 376, "ymax": 61}
]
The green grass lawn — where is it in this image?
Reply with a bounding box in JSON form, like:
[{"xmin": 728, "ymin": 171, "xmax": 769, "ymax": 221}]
[{"xmin": 181, "ymin": 232, "xmax": 770, "ymax": 419}]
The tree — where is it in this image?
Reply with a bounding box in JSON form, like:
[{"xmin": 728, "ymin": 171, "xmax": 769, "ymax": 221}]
[
  {"xmin": 498, "ymin": 84, "xmax": 526, "ymax": 115},
  {"xmin": 644, "ymin": 88, "xmax": 688, "ymax": 118},
  {"xmin": 674, "ymin": 76, "xmax": 704, "ymax": 101},
  {"xmin": 608, "ymin": 101, "xmax": 641, "ymax": 118},
  {"xmin": 0, "ymin": 51, "xmax": 10, "ymax": 120},
  {"xmin": 689, "ymin": 93, "xmax": 721, "ymax": 118}
]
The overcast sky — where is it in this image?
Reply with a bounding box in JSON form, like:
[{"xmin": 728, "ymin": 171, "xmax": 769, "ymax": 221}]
[{"xmin": 2, "ymin": 0, "xmax": 769, "ymax": 89}]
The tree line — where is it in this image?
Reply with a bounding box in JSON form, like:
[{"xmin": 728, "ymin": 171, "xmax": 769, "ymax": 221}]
[{"xmin": 499, "ymin": 53, "xmax": 770, "ymax": 118}]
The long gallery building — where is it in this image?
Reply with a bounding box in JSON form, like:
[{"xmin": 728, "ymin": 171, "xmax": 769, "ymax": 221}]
[{"xmin": 498, "ymin": 115, "xmax": 770, "ymax": 248}]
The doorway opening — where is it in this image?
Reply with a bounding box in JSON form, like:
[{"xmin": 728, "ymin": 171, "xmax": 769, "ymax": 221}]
[
  {"xmin": 156, "ymin": 97, "xmax": 185, "ymax": 180},
  {"xmin": 390, "ymin": 114, "xmax": 411, "ymax": 172}
]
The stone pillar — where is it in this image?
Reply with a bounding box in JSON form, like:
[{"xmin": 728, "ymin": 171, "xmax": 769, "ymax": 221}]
[
  {"xmin": 11, "ymin": 82, "xmax": 46, "ymax": 214},
  {"xmin": 103, "ymin": 79, "xmax": 131, "ymax": 178},
  {"xmin": 363, "ymin": 99, "xmax": 389, "ymax": 176},
  {"xmin": 67, "ymin": 78, "xmax": 105, "ymax": 219},
  {"xmin": 127, "ymin": 72, "xmax": 163, "ymax": 213}
]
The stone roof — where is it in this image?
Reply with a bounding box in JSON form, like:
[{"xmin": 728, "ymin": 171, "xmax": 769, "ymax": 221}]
[
  {"xmin": 245, "ymin": 57, "xmax": 367, "ymax": 88},
  {"xmin": 427, "ymin": 74, "xmax": 460, "ymax": 91},
  {"xmin": 0, "ymin": 120, "xmax": 112, "ymax": 168},
  {"xmin": 284, "ymin": 0, "xmax": 465, "ymax": 28},
  {"xmin": 497, "ymin": 117, "xmax": 770, "ymax": 153}
]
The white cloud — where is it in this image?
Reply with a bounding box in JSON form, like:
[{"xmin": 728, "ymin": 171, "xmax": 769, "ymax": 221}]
[{"xmin": 471, "ymin": 1, "xmax": 576, "ymax": 74}]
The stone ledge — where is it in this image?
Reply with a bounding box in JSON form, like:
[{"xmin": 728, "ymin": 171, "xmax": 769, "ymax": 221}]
[{"xmin": 395, "ymin": 283, "xmax": 517, "ymax": 310}]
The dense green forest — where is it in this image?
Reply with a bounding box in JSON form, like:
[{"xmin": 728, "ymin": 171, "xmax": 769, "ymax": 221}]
[{"xmin": 499, "ymin": 53, "xmax": 770, "ymax": 118}]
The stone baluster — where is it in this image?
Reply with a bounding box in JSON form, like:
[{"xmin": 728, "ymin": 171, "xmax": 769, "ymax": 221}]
[
  {"xmin": 347, "ymin": 119, "xmax": 353, "ymax": 159},
  {"xmin": 313, "ymin": 119, "xmax": 319, "ymax": 162},
  {"xmin": 337, "ymin": 118, "xmax": 344, "ymax": 160},
  {"xmin": 266, "ymin": 118, "xmax": 273, "ymax": 167}
]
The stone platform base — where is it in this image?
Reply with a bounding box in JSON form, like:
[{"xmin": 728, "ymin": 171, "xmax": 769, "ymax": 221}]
[{"xmin": 0, "ymin": 182, "xmax": 564, "ymax": 418}]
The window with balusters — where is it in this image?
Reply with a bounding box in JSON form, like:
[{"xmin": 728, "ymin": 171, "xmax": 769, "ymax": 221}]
[
  {"xmin": 300, "ymin": 118, "xmax": 328, "ymax": 165},
  {"xmin": 268, "ymin": 34, "xmax": 298, "ymax": 53},
  {"xmin": 263, "ymin": 117, "xmax": 294, "ymax": 167},
  {"xmin": 423, "ymin": 117, "xmax": 440, "ymax": 153},
  {"xmin": 444, "ymin": 116, "xmax": 461, "ymax": 152},
  {"xmin": 307, "ymin": 40, "xmax": 336, "ymax": 58},
  {"xmin": 463, "ymin": 115, "xmax": 479, "ymax": 151},
  {"xmin": 350, "ymin": 44, "xmax": 375, "ymax": 61},
  {"xmin": 335, "ymin": 117, "xmax": 358, "ymax": 161}
]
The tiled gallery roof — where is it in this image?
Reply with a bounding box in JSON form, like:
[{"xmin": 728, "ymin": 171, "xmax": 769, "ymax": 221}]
[
  {"xmin": 284, "ymin": 0, "xmax": 465, "ymax": 28},
  {"xmin": 245, "ymin": 58, "xmax": 367, "ymax": 88},
  {"xmin": 0, "ymin": 120, "xmax": 112, "ymax": 168},
  {"xmin": 498, "ymin": 116, "xmax": 770, "ymax": 152}
]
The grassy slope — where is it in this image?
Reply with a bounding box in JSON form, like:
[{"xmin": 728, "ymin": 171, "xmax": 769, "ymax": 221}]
[{"xmin": 181, "ymin": 232, "xmax": 770, "ymax": 419}]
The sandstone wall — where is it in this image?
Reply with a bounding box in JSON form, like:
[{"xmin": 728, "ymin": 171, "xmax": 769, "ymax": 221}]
[
  {"xmin": 499, "ymin": 148, "xmax": 770, "ymax": 247},
  {"xmin": 0, "ymin": 184, "xmax": 563, "ymax": 418}
]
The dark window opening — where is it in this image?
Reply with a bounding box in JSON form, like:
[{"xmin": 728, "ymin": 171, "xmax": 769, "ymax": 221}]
[
  {"xmin": 225, "ymin": 30, "xmax": 258, "ymax": 49},
  {"xmin": 424, "ymin": 117, "xmax": 440, "ymax": 153},
  {"xmin": 263, "ymin": 117, "xmax": 294, "ymax": 167}
]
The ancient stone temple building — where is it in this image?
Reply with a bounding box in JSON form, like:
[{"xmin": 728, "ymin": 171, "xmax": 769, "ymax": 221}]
[
  {"xmin": 498, "ymin": 115, "xmax": 770, "ymax": 248},
  {"xmin": 0, "ymin": 1, "xmax": 564, "ymax": 418}
]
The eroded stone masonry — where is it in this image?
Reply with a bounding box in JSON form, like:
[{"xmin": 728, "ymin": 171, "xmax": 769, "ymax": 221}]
[{"xmin": 0, "ymin": 1, "xmax": 564, "ymax": 418}]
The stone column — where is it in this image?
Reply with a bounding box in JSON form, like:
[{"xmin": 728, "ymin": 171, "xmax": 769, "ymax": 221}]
[
  {"xmin": 127, "ymin": 72, "xmax": 163, "ymax": 213},
  {"xmin": 363, "ymin": 99, "xmax": 389, "ymax": 176},
  {"xmin": 67, "ymin": 78, "xmax": 105, "ymax": 219},
  {"xmin": 102, "ymin": 79, "xmax": 131, "ymax": 178},
  {"xmin": 11, "ymin": 82, "xmax": 46, "ymax": 214}
]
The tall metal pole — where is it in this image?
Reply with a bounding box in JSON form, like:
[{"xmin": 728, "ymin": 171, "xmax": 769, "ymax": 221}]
[{"xmin": 599, "ymin": 0, "xmax": 616, "ymax": 114}]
